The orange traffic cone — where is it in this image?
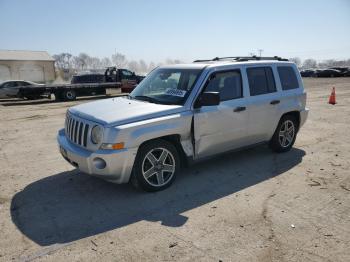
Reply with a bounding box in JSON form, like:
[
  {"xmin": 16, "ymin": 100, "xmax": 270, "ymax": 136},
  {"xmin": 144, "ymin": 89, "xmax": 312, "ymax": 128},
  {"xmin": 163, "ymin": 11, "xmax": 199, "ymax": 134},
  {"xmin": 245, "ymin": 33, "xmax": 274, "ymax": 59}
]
[{"xmin": 328, "ymin": 87, "xmax": 336, "ymax": 105}]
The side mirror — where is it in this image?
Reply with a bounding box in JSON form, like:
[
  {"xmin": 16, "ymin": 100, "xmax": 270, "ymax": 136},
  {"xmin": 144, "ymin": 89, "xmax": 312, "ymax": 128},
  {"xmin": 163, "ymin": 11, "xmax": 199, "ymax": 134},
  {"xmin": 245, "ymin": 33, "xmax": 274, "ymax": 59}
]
[{"xmin": 194, "ymin": 92, "xmax": 220, "ymax": 108}]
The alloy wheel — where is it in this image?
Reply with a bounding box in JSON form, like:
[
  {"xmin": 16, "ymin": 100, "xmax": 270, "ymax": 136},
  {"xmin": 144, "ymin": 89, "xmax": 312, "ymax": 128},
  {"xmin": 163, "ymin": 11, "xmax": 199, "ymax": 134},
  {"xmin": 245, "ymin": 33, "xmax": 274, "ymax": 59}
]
[
  {"xmin": 142, "ymin": 147, "xmax": 175, "ymax": 187},
  {"xmin": 278, "ymin": 120, "xmax": 295, "ymax": 148}
]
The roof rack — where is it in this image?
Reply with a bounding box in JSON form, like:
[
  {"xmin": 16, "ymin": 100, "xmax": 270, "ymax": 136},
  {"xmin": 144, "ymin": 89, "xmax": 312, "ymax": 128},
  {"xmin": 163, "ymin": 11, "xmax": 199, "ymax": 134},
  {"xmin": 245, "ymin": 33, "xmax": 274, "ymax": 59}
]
[{"xmin": 193, "ymin": 56, "xmax": 289, "ymax": 63}]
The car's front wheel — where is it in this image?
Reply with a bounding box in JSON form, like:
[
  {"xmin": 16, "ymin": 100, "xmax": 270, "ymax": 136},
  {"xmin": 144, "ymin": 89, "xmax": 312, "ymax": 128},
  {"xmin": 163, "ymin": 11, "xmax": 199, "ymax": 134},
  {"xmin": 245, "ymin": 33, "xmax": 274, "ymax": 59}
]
[
  {"xmin": 269, "ymin": 115, "xmax": 298, "ymax": 153},
  {"xmin": 131, "ymin": 139, "xmax": 180, "ymax": 192}
]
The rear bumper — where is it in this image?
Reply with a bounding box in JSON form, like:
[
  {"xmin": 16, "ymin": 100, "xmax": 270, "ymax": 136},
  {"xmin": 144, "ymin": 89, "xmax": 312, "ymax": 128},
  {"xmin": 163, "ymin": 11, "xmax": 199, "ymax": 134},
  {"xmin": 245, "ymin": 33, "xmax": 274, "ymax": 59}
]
[
  {"xmin": 57, "ymin": 129, "xmax": 137, "ymax": 184},
  {"xmin": 300, "ymin": 108, "xmax": 309, "ymax": 128}
]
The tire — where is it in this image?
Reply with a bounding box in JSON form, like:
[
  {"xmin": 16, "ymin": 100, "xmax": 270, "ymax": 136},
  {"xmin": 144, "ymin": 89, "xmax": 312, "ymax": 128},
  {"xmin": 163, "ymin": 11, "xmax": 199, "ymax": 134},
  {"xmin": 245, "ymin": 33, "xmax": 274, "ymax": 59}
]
[
  {"xmin": 63, "ymin": 90, "xmax": 76, "ymax": 101},
  {"xmin": 131, "ymin": 139, "xmax": 180, "ymax": 192},
  {"xmin": 269, "ymin": 115, "xmax": 298, "ymax": 153}
]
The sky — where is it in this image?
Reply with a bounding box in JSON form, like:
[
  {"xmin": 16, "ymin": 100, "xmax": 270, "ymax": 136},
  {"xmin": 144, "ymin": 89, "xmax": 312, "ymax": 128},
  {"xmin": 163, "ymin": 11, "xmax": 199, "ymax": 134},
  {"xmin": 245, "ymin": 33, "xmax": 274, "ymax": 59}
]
[{"xmin": 0, "ymin": 0, "xmax": 349, "ymax": 63}]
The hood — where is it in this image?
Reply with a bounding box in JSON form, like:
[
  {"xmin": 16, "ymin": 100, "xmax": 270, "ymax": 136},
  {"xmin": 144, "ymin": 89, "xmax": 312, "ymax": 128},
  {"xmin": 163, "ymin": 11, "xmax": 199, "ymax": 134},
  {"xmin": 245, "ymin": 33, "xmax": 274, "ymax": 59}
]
[{"xmin": 69, "ymin": 96, "xmax": 184, "ymax": 126}]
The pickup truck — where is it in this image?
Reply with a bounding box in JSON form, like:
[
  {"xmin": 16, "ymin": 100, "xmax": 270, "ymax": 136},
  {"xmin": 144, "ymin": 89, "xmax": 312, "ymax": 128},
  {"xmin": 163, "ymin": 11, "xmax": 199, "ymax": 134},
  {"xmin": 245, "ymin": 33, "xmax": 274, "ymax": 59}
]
[{"xmin": 57, "ymin": 56, "xmax": 309, "ymax": 191}]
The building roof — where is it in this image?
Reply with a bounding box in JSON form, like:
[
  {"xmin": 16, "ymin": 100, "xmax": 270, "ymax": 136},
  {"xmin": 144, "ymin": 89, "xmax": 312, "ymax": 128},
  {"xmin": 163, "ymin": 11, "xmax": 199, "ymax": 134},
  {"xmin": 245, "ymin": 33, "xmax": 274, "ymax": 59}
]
[{"xmin": 0, "ymin": 50, "xmax": 55, "ymax": 61}]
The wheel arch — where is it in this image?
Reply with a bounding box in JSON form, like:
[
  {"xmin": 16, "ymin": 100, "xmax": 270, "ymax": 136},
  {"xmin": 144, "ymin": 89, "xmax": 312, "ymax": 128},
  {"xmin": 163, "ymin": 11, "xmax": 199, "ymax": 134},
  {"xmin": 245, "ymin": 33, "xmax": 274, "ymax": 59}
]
[
  {"xmin": 136, "ymin": 134, "xmax": 189, "ymax": 168},
  {"xmin": 281, "ymin": 111, "xmax": 300, "ymax": 130}
]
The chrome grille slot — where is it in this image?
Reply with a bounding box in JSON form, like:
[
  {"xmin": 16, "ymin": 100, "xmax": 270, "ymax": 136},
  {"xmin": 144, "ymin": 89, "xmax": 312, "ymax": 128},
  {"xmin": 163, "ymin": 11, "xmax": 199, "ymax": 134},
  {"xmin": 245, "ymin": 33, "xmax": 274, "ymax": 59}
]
[{"xmin": 65, "ymin": 113, "xmax": 90, "ymax": 147}]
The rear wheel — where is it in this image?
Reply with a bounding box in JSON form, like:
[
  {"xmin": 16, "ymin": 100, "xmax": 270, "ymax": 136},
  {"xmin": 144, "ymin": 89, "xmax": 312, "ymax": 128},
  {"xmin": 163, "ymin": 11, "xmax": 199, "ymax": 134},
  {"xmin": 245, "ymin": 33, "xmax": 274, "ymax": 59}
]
[
  {"xmin": 131, "ymin": 139, "xmax": 180, "ymax": 192},
  {"xmin": 63, "ymin": 90, "xmax": 76, "ymax": 101},
  {"xmin": 269, "ymin": 115, "xmax": 298, "ymax": 153}
]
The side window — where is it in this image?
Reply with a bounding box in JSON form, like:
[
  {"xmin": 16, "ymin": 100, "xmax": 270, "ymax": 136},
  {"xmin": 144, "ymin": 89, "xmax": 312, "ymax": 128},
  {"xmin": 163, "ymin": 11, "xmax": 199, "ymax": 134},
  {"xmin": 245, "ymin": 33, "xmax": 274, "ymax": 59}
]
[
  {"xmin": 18, "ymin": 81, "xmax": 29, "ymax": 86},
  {"xmin": 247, "ymin": 67, "xmax": 276, "ymax": 96},
  {"xmin": 204, "ymin": 70, "xmax": 242, "ymax": 101},
  {"xmin": 278, "ymin": 66, "xmax": 299, "ymax": 90},
  {"xmin": 122, "ymin": 70, "xmax": 133, "ymax": 77},
  {"xmin": 3, "ymin": 82, "xmax": 17, "ymax": 88}
]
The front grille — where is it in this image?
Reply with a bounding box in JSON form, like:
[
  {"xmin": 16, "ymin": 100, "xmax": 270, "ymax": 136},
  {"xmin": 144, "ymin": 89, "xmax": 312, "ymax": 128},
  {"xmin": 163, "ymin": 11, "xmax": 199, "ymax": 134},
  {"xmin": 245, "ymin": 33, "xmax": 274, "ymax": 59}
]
[{"xmin": 65, "ymin": 114, "xmax": 90, "ymax": 147}]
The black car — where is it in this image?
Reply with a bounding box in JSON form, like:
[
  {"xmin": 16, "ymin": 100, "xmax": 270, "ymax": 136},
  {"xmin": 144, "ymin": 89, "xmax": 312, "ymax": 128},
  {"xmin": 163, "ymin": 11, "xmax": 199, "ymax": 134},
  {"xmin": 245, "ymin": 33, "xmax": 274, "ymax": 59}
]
[
  {"xmin": 314, "ymin": 69, "xmax": 343, "ymax": 77},
  {"xmin": 300, "ymin": 69, "xmax": 315, "ymax": 77},
  {"xmin": 343, "ymin": 70, "xmax": 350, "ymax": 77},
  {"xmin": 329, "ymin": 67, "xmax": 349, "ymax": 74},
  {"xmin": 71, "ymin": 73, "xmax": 105, "ymax": 84}
]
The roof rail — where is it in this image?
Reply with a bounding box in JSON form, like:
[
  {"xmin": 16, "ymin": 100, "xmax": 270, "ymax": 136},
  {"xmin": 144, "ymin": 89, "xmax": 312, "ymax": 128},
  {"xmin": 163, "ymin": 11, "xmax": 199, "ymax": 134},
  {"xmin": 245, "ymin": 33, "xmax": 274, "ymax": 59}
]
[{"xmin": 193, "ymin": 56, "xmax": 289, "ymax": 63}]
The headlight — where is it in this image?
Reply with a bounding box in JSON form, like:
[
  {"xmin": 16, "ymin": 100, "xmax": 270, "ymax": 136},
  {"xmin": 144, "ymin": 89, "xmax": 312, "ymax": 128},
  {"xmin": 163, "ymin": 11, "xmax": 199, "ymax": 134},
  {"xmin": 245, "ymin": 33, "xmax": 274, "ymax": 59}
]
[{"xmin": 91, "ymin": 125, "xmax": 103, "ymax": 144}]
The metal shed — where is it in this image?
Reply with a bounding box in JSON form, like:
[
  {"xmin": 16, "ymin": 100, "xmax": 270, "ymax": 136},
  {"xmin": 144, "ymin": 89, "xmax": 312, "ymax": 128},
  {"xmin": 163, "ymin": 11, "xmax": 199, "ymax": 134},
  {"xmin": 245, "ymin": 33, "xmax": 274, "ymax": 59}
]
[{"xmin": 0, "ymin": 50, "xmax": 55, "ymax": 83}]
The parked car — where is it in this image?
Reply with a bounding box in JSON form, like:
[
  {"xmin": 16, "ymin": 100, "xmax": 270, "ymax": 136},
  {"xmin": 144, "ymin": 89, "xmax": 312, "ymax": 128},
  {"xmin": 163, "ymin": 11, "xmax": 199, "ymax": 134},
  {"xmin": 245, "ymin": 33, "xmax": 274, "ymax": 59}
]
[
  {"xmin": 328, "ymin": 67, "xmax": 349, "ymax": 75},
  {"xmin": 0, "ymin": 80, "xmax": 41, "ymax": 99},
  {"xmin": 300, "ymin": 69, "xmax": 315, "ymax": 77},
  {"xmin": 314, "ymin": 69, "xmax": 343, "ymax": 77},
  {"xmin": 57, "ymin": 57, "xmax": 309, "ymax": 192},
  {"xmin": 343, "ymin": 70, "xmax": 350, "ymax": 77}
]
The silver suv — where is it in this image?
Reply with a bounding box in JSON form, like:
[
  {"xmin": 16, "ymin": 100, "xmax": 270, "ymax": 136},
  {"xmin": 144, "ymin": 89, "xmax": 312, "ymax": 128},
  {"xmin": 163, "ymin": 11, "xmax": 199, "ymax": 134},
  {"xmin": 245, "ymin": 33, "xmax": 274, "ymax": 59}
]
[{"xmin": 57, "ymin": 56, "xmax": 309, "ymax": 191}]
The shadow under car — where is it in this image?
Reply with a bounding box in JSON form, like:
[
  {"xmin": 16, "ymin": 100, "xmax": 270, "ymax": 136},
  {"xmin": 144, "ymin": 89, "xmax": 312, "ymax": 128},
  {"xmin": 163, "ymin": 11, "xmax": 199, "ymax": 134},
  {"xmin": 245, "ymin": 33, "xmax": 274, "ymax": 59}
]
[{"xmin": 11, "ymin": 146, "xmax": 305, "ymax": 246}]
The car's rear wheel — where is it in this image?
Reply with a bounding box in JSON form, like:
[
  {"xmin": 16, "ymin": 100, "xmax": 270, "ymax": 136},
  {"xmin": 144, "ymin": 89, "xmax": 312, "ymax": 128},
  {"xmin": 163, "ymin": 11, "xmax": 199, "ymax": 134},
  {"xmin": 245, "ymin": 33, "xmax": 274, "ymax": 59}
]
[
  {"xmin": 131, "ymin": 139, "xmax": 180, "ymax": 192},
  {"xmin": 269, "ymin": 115, "xmax": 298, "ymax": 153}
]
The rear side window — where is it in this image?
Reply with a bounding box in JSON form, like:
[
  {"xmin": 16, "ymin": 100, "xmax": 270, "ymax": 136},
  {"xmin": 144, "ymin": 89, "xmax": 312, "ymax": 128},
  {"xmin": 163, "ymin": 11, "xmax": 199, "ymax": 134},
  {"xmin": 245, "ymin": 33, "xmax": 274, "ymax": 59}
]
[
  {"xmin": 247, "ymin": 67, "xmax": 276, "ymax": 96},
  {"xmin": 204, "ymin": 70, "xmax": 242, "ymax": 101},
  {"xmin": 278, "ymin": 66, "xmax": 299, "ymax": 90},
  {"xmin": 3, "ymin": 82, "xmax": 18, "ymax": 88}
]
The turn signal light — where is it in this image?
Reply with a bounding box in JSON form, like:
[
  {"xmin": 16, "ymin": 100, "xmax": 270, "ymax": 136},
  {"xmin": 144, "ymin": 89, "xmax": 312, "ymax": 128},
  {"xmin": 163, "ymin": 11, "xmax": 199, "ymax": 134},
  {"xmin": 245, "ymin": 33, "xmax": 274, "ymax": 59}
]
[{"xmin": 100, "ymin": 142, "xmax": 125, "ymax": 150}]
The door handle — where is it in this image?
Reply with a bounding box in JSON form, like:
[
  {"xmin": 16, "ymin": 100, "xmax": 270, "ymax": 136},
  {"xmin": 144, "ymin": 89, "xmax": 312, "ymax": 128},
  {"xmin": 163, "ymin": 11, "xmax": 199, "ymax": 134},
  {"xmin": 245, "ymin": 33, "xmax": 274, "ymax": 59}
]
[
  {"xmin": 233, "ymin": 106, "xmax": 246, "ymax": 112},
  {"xmin": 270, "ymin": 100, "xmax": 280, "ymax": 105}
]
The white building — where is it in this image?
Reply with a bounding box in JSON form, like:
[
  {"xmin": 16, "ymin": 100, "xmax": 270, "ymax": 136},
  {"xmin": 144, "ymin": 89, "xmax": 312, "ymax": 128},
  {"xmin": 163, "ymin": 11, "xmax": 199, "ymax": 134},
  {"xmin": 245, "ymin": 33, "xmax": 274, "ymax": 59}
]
[{"xmin": 0, "ymin": 50, "xmax": 55, "ymax": 82}]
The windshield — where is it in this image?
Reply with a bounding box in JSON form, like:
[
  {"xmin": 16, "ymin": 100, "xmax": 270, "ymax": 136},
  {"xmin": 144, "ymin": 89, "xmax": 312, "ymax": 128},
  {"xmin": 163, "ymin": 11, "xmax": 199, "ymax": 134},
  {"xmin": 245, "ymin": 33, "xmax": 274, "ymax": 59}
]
[{"xmin": 130, "ymin": 68, "xmax": 202, "ymax": 105}]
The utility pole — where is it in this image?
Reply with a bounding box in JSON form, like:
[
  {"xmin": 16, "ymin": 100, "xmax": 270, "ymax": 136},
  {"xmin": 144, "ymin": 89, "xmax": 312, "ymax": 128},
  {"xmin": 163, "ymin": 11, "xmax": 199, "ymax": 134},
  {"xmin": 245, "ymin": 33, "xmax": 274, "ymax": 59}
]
[{"xmin": 258, "ymin": 49, "xmax": 263, "ymax": 57}]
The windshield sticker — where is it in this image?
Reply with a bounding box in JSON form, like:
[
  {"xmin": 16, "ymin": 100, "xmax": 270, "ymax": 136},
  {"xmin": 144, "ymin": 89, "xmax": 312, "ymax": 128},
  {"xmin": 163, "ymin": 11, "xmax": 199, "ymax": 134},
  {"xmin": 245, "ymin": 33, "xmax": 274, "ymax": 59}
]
[{"xmin": 165, "ymin": 88, "xmax": 187, "ymax": 97}]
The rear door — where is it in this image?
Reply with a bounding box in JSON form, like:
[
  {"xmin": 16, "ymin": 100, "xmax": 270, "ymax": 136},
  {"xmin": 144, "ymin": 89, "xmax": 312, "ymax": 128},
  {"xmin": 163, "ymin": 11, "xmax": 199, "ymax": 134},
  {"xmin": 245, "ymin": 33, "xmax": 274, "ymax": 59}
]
[
  {"xmin": 0, "ymin": 81, "xmax": 19, "ymax": 98},
  {"xmin": 193, "ymin": 69, "xmax": 250, "ymax": 158},
  {"xmin": 276, "ymin": 65, "xmax": 305, "ymax": 117},
  {"xmin": 244, "ymin": 66, "xmax": 281, "ymax": 143}
]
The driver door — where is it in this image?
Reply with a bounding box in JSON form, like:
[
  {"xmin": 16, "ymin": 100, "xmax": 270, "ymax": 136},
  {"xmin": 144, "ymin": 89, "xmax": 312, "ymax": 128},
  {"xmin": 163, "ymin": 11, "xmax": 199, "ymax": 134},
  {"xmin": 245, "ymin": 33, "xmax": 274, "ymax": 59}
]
[{"xmin": 193, "ymin": 69, "xmax": 250, "ymax": 159}]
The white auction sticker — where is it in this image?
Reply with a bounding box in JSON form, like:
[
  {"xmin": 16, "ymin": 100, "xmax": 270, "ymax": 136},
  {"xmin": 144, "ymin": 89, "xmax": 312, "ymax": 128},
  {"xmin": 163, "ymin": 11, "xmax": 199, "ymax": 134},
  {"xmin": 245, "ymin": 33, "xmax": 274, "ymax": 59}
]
[{"xmin": 165, "ymin": 88, "xmax": 187, "ymax": 97}]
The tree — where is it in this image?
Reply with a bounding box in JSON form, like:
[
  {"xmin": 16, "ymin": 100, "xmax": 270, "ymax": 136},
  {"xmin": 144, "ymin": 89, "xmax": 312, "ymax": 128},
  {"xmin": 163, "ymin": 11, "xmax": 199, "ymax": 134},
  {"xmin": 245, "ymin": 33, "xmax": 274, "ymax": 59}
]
[
  {"xmin": 86, "ymin": 57, "xmax": 102, "ymax": 69},
  {"xmin": 303, "ymin": 58, "xmax": 317, "ymax": 69},
  {"xmin": 101, "ymin": 57, "xmax": 112, "ymax": 68},
  {"xmin": 128, "ymin": 60, "xmax": 139, "ymax": 73},
  {"xmin": 111, "ymin": 53, "xmax": 128, "ymax": 68},
  {"xmin": 138, "ymin": 59, "xmax": 148, "ymax": 74},
  {"xmin": 289, "ymin": 57, "xmax": 301, "ymax": 67},
  {"xmin": 53, "ymin": 53, "xmax": 73, "ymax": 69},
  {"xmin": 148, "ymin": 62, "xmax": 156, "ymax": 72}
]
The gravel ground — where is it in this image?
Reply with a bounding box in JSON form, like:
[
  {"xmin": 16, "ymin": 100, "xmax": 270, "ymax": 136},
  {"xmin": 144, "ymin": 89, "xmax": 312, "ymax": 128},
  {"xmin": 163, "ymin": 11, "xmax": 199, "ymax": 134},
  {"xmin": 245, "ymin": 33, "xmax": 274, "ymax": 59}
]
[{"xmin": 0, "ymin": 78, "xmax": 349, "ymax": 262}]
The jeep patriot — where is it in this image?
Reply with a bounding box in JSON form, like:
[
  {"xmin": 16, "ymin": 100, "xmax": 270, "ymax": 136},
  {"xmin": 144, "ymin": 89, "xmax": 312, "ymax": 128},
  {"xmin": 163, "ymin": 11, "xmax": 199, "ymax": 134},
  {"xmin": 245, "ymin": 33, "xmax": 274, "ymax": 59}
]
[{"xmin": 57, "ymin": 56, "xmax": 309, "ymax": 191}]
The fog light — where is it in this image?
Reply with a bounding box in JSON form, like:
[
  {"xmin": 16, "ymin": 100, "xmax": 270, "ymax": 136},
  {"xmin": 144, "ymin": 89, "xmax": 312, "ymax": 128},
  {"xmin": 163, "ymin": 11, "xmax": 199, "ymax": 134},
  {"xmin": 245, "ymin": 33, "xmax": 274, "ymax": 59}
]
[{"xmin": 93, "ymin": 157, "xmax": 106, "ymax": 169}]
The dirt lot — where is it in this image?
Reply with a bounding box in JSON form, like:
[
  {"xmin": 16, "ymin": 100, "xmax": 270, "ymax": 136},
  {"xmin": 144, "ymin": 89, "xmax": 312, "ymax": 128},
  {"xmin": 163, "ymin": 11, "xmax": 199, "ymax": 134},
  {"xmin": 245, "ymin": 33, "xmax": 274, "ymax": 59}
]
[{"xmin": 0, "ymin": 78, "xmax": 349, "ymax": 262}]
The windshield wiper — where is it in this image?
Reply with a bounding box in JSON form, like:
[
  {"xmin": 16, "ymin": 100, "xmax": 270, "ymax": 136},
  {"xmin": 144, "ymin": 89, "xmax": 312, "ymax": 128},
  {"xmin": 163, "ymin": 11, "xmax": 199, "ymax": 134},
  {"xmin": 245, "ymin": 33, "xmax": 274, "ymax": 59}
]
[{"xmin": 133, "ymin": 95, "xmax": 160, "ymax": 104}]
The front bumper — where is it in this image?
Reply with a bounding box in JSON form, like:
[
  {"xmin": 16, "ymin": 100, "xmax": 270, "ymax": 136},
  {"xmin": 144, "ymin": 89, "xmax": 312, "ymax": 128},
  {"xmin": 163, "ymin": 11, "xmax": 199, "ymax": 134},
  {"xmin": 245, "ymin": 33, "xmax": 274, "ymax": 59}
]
[{"xmin": 57, "ymin": 129, "xmax": 137, "ymax": 184}]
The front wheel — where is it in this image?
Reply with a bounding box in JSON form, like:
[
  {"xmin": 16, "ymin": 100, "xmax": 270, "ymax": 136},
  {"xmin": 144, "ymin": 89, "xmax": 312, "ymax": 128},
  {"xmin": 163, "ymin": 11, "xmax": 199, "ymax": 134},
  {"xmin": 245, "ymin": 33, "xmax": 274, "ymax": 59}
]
[
  {"xmin": 269, "ymin": 115, "xmax": 298, "ymax": 153},
  {"xmin": 131, "ymin": 139, "xmax": 180, "ymax": 192}
]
